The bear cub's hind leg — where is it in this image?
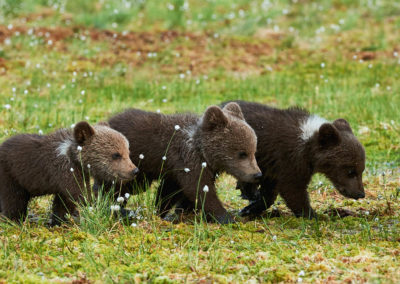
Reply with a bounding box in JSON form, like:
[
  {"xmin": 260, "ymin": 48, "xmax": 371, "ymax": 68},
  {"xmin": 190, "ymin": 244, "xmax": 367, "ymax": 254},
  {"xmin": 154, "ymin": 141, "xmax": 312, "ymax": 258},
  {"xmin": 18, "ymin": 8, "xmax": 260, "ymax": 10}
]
[{"xmin": 0, "ymin": 182, "xmax": 30, "ymax": 223}]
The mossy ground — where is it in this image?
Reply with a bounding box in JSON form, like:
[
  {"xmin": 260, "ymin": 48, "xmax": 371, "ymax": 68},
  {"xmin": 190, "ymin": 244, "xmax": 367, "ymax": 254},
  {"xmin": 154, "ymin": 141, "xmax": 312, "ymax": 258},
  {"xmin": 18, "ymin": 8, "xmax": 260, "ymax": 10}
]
[{"xmin": 0, "ymin": 0, "xmax": 399, "ymax": 283}]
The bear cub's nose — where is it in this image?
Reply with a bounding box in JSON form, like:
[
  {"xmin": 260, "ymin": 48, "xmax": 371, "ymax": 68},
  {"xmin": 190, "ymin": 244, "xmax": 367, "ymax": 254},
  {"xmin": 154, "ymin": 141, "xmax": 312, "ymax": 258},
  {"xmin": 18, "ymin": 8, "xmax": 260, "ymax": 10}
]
[
  {"xmin": 132, "ymin": 168, "xmax": 140, "ymax": 176},
  {"xmin": 253, "ymin": 172, "xmax": 262, "ymax": 180},
  {"xmin": 354, "ymin": 191, "xmax": 365, "ymax": 199}
]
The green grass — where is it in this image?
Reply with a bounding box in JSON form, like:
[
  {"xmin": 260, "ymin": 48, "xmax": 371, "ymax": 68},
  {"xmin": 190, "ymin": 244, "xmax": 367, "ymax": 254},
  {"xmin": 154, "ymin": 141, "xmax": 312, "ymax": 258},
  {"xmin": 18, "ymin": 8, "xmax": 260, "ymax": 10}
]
[{"xmin": 0, "ymin": 0, "xmax": 399, "ymax": 282}]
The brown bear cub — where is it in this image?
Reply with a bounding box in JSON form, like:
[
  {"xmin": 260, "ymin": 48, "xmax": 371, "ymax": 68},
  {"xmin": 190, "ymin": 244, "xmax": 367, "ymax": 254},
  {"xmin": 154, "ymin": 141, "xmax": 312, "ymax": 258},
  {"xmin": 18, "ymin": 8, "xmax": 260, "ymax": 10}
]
[
  {"xmin": 0, "ymin": 121, "xmax": 138, "ymax": 226},
  {"xmin": 221, "ymin": 100, "xmax": 366, "ymax": 218},
  {"xmin": 106, "ymin": 103, "xmax": 262, "ymax": 224}
]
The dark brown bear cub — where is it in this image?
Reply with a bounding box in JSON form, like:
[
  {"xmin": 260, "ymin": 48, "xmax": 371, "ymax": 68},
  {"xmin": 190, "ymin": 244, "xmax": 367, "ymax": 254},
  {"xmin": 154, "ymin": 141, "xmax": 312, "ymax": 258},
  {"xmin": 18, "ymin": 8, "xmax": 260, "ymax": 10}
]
[
  {"xmin": 107, "ymin": 103, "xmax": 262, "ymax": 224},
  {"xmin": 0, "ymin": 122, "xmax": 138, "ymax": 225},
  {"xmin": 221, "ymin": 101, "xmax": 365, "ymax": 218}
]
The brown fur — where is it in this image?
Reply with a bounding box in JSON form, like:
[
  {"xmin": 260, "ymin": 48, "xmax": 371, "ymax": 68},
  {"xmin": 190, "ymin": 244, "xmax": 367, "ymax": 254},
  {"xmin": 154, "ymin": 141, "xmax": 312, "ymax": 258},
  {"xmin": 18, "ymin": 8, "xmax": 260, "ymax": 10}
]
[
  {"xmin": 0, "ymin": 121, "xmax": 137, "ymax": 225},
  {"xmin": 105, "ymin": 103, "xmax": 261, "ymax": 224},
  {"xmin": 221, "ymin": 101, "xmax": 366, "ymax": 218}
]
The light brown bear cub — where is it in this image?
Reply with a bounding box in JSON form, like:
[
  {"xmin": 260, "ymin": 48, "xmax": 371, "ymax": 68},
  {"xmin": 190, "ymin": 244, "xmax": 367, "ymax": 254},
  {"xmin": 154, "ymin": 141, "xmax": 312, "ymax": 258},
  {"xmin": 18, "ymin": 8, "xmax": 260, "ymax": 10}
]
[
  {"xmin": 0, "ymin": 121, "xmax": 138, "ymax": 226},
  {"xmin": 106, "ymin": 102, "xmax": 262, "ymax": 224}
]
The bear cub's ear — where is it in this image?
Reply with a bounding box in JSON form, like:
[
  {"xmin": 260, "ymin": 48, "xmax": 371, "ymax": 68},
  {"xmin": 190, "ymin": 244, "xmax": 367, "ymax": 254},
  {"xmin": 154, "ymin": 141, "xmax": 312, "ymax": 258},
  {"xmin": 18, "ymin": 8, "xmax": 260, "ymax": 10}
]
[
  {"xmin": 74, "ymin": 121, "xmax": 95, "ymax": 145},
  {"xmin": 318, "ymin": 123, "xmax": 340, "ymax": 148},
  {"xmin": 202, "ymin": 106, "xmax": 228, "ymax": 131},
  {"xmin": 333, "ymin": 118, "xmax": 353, "ymax": 134},
  {"xmin": 223, "ymin": 102, "xmax": 245, "ymax": 120}
]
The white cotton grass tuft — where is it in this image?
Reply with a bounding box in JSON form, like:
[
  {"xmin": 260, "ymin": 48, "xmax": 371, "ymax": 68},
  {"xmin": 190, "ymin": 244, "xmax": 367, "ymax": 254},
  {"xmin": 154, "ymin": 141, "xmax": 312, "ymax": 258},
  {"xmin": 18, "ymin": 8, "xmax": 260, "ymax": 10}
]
[
  {"xmin": 203, "ymin": 185, "xmax": 209, "ymax": 193},
  {"xmin": 87, "ymin": 164, "xmax": 91, "ymax": 169},
  {"xmin": 77, "ymin": 145, "xmax": 82, "ymax": 151},
  {"xmin": 174, "ymin": 125, "xmax": 180, "ymax": 130},
  {"xmin": 131, "ymin": 223, "xmax": 137, "ymax": 227},
  {"xmin": 117, "ymin": 197, "xmax": 124, "ymax": 203},
  {"xmin": 162, "ymin": 156, "xmax": 167, "ymax": 161},
  {"xmin": 70, "ymin": 168, "xmax": 74, "ymax": 172},
  {"xmin": 139, "ymin": 154, "xmax": 144, "ymax": 159},
  {"xmin": 202, "ymin": 162, "xmax": 207, "ymax": 168},
  {"xmin": 272, "ymin": 235, "xmax": 277, "ymax": 241},
  {"xmin": 184, "ymin": 168, "xmax": 190, "ymax": 173},
  {"xmin": 110, "ymin": 205, "xmax": 120, "ymax": 211},
  {"xmin": 125, "ymin": 193, "xmax": 130, "ymax": 199}
]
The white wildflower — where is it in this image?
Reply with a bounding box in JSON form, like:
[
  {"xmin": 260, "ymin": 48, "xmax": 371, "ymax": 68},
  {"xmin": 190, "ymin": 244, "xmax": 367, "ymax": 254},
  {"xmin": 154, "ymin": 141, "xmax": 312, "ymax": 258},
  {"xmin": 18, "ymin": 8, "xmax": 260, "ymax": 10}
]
[
  {"xmin": 139, "ymin": 154, "xmax": 144, "ymax": 160},
  {"xmin": 131, "ymin": 223, "xmax": 137, "ymax": 227},
  {"xmin": 298, "ymin": 277, "xmax": 303, "ymax": 283},
  {"xmin": 184, "ymin": 168, "xmax": 190, "ymax": 173},
  {"xmin": 4, "ymin": 104, "xmax": 11, "ymax": 110},
  {"xmin": 38, "ymin": 130, "xmax": 43, "ymax": 135},
  {"xmin": 110, "ymin": 205, "xmax": 120, "ymax": 211},
  {"xmin": 320, "ymin": 62, "xmax": 325, "ymax": 68},
  {"xmin": 203, "ymin": 185, "xmax": 209, "ymax": 193},
  {"xmin": 70, "ymin": 168, "xmax": 74, "ymax": 172},
  {"xmin": 77, "ymin": 145, "xmax": 82, "ymax": 151},
  {"xmin": 272, "ymin": 235, "xmax": 277, "ymax": 241},
  {"xmin": 174, "ymin": 125, "xmax": 180, "ymax": 130},
  {"xmin": 298, "ymin": 271, "xmax": 305, "ymax": 276},
  {"xmin": 365, "ymin": 211, "xmax": 370, "ymax": 216},
  {"xmin": 162, "ymin": 156, "xmax": 167, "ymax": 161},
  {"xmin": 358, "ymin": 126, "xmax": 370, "ymax": 135},
  {"xmin": 87, "ymin": 164, "xmax": 91, "ymax": 169},
  {"xmin": 201, "ymin": 162, "xmax": 207, "ymax": 168}
]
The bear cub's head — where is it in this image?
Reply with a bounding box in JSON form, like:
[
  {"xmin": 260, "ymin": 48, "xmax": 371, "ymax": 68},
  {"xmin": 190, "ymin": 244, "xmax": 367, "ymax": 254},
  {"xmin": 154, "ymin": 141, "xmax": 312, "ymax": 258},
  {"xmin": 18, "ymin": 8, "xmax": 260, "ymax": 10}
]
[
  {"xmin": 73, "ymin": 121, "xmax": 138, "ymax": 183},
  {"xmin": 199, "ymin": 102, "xmax": 262, "ymax": 183},
  {"xmin": 313, "ymin": 119, "xmax": 365, "ymax": 200}
]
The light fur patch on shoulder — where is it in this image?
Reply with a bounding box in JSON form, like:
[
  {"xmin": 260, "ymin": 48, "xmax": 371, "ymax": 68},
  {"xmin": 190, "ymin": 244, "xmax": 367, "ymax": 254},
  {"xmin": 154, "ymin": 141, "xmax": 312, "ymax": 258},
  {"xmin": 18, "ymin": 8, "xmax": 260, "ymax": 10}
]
[
  {"xmin": 300, "ymin": 115, "xmax": 328, "ymax": 140},
  {"xmin": 57, "ymin": 139, "xmax": 72, "ymax": 156}
]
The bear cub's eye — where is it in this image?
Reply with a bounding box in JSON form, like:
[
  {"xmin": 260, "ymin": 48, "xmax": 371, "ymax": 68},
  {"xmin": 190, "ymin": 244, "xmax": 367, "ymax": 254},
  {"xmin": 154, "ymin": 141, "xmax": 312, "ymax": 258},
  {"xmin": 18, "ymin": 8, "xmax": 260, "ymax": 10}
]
[
  {"xmin": 238, "ymin": 151, "xmax": 248, "ymax": 159},
  {"xmin": 348, "ymin": 169, "xmax": 357, "ymax": 178},
  {"xmin": 112, "ymin": 153, "xmax": 122, "ymax": 160}
]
